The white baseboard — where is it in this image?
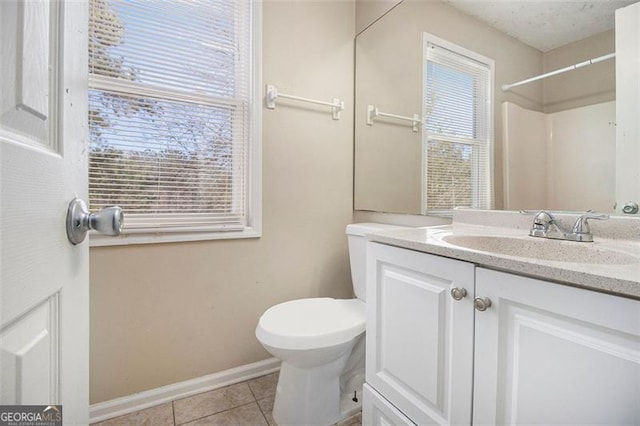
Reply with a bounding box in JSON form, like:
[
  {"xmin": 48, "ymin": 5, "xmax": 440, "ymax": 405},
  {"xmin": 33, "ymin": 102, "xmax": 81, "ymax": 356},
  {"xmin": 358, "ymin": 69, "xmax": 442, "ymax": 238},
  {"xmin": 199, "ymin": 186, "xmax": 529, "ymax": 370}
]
[{"xmin": 89, "ymin": 358, "xmax": 281, "ymax": 424}]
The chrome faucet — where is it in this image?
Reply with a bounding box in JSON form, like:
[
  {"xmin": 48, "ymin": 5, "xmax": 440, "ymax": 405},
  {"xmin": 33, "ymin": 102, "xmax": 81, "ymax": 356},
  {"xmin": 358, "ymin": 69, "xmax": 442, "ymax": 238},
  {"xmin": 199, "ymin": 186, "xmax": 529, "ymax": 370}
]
[
  {"xmin": 529, "ymin": 211, "xmax": 566, "ymax": 239},
  {"xmin": 529, "ymin": 211, "xmax": 609, "ymax": 242}
]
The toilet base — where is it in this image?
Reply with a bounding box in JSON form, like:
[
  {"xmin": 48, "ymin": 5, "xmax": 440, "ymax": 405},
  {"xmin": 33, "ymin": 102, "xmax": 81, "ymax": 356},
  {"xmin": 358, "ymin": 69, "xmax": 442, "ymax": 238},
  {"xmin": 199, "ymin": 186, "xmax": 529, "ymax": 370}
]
[
  {"xmin": 272, "ymin": 370, "xmax": 363, "ymax": 426},
  {"xmin": 338, "ymin": 335, "xmax": 365, "ymax": 420},
  {"xmin": 272, "ymin": 347, "xmax": 353, "ymax": 425}
]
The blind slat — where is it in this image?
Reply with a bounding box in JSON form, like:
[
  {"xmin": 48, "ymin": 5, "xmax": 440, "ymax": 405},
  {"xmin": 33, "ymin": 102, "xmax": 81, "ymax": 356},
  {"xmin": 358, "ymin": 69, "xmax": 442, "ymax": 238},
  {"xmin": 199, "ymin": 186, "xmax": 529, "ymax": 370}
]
[
  {"xmin": 424, "ymin": 38, "xmax": 493, "ymax": 214},
  {"xmin": 88, "ymin": 0, "xmax": 247, "ymax": 97},
  {"xmin": 88, "ymin": 0, "xmax": 252, "ymax": 227}
]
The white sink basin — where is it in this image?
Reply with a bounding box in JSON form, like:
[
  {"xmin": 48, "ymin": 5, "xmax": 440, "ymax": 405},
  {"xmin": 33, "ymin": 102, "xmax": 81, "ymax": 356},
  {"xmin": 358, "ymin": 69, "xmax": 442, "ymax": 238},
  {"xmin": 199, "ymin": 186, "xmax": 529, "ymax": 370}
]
[{"xmin": 442, "ymin": 235, "xmax": 639, "ymax": 264}]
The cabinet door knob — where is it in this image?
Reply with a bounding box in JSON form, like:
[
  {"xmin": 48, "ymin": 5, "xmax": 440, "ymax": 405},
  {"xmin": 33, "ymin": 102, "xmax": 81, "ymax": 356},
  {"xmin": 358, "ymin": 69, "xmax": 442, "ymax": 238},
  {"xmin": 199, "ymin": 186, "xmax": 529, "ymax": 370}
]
[
  {"xmin": 450, "ymin": 287, "xmax": 467, "ymax": 301},
  {"xmin": 474, "ymin": 297, "xmax": 492, "ymax": 311}
]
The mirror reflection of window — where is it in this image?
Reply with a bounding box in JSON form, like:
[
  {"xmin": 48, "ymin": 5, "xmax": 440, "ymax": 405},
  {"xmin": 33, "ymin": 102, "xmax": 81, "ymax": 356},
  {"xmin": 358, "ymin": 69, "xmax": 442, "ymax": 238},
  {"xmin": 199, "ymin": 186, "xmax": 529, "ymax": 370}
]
[{"xmin": 422, "ymin": 34, "xmax": 494, "ymax": 215}]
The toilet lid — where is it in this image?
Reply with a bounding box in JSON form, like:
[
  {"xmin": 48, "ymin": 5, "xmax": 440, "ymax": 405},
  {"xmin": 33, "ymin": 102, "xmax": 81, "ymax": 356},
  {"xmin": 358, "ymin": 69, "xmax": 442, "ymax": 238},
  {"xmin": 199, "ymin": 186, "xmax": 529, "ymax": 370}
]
[{"xmin": 256, "ymin": 298, "xmax": 365, "ymax": 350}]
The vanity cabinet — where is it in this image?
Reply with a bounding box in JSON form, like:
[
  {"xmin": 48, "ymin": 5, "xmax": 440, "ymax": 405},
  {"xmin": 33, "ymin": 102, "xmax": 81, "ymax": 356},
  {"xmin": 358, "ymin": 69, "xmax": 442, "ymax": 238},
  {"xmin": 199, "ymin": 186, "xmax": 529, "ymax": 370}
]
[
  {"xmin": 365, "ymin": 242, "xmax": 475, "ymax": 425},
  {"xmin": 364, "ymin": 242, "xmax": 640, "ymax": 425}
]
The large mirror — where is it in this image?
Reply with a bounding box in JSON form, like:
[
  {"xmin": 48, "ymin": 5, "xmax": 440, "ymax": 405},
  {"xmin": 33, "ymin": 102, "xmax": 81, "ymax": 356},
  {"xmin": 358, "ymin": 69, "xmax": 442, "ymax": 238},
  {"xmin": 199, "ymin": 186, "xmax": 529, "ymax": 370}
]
[{"xmin": 354, "ymin": 0, "xmax": 637, "ymax": 216}]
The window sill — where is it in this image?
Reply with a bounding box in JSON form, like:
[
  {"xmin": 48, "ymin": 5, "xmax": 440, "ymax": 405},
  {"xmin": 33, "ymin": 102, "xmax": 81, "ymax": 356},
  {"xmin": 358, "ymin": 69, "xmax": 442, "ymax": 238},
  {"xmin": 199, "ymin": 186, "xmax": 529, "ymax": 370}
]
[{"xmin": 89, "ymin": 226, "xmax": 261, "ymax": 247}]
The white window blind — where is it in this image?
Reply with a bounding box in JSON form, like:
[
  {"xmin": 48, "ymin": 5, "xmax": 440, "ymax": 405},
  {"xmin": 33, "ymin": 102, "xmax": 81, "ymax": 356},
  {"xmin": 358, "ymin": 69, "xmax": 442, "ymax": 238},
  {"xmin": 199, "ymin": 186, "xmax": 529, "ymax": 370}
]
[
  {"xmin": 88, "ymin": 0, "xmax": 255, "ymax": 233},
  {"xmin": 423, "ymin": 38, "xmax": 493, "ymax": 215}
]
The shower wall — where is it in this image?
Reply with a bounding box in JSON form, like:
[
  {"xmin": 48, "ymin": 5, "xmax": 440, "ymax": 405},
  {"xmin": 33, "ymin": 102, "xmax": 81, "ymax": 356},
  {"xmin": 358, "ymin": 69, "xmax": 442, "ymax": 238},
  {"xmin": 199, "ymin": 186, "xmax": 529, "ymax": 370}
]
[{"xmin": 503, "ymin": 101, "xmax": 616, "ymax": 212}]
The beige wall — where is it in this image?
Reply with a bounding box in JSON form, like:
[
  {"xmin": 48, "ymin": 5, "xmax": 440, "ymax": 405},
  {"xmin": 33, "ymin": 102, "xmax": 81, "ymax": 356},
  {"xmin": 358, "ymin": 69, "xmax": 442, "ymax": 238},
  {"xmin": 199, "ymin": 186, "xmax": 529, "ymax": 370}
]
[
  {"xmin": 354, "ymin": 0, "xmax": 542, "ymax": 214},
  {"xmin": 355, "ymin": 0, "xmax": 401, "ymax": 34},
  {"xmin": 543, "ymin": 30, "xmax": 615, "ymax": 113},
  {"xmin": 89, "ymin": 0, "xmax": 355, "ymax": 404}
]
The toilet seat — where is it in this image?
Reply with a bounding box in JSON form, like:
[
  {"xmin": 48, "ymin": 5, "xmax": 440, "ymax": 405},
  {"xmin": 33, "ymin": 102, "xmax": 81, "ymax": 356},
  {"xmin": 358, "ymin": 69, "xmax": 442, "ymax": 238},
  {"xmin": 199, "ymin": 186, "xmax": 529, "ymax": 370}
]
[{"xmin": 256, "ymin": 298, "xmax": 365, "ymax": 350}]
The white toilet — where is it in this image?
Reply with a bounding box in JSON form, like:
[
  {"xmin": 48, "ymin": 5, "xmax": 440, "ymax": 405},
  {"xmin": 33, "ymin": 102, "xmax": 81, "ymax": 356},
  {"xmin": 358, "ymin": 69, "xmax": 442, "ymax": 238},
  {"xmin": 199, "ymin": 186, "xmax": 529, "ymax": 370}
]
[{"xmin": 255, "ymin": 223, "xmax": 401, "ymax": 425}]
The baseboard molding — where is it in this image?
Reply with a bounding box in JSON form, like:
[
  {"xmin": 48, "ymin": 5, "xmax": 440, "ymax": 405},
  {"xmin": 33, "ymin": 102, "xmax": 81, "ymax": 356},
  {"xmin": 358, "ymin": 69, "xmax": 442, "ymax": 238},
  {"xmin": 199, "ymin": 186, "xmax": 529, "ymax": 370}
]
[{"xmin": 89, "ymin": 357, "xmax": 281, "ymax": 424}]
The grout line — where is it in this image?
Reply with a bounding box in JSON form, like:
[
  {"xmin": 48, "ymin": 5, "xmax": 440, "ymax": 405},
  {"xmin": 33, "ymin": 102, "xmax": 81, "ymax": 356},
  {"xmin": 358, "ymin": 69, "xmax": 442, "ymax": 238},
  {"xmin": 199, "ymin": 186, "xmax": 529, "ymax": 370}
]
[
  {"xmin": 256, "ymin": 404, "xmax": 270, "ymax": 426},
  {"xmin": 176, "ymin": 401, "xmax": 258, "ymax": 426},
  {"xmin": 173, "ymin": 382, "xmax": 255, "ymax": 425},
  {"xmin": 171, "ymin": 400, "xmax": 177, "ymax": 426},
  {"xmin": 245, "ymin": 380, "xmax": 272, "ymax": 425},
  {"xmin": 246, "ymin": 380, "xmax": 258, "ymax": 401},
  {"xmin": 255, "ymin": 397, "xmax": 270, "ymax": 426},
  {"xmin": 260, "ymin": 409, "xmax": 270, "ymax": 425}
]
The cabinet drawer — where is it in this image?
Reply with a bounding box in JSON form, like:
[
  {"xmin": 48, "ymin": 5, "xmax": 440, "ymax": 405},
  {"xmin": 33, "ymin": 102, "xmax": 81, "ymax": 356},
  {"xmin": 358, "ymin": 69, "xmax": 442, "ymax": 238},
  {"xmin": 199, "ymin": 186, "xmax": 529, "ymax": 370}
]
[{"xmin": 363, "ymin": 384, "xmax": 415, "ymax": 426}]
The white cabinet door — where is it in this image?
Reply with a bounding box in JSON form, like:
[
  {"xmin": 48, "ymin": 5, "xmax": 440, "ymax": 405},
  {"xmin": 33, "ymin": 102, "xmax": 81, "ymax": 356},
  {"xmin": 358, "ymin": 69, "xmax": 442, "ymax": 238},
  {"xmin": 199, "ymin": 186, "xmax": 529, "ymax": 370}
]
[
  {"xmin": 366, "ymin": 242, "xmax": 475, "ymax": 425},
  {"xmin": 474, "ymin": 268, "xmax": 640, "ymax": 425},
  {"xmin": 1, "ymin": 1, "xmax": 89, "ymax": 423},
  {"xmin": 363, "ymin": 384, "xmax": 415, "ymax": 426}
]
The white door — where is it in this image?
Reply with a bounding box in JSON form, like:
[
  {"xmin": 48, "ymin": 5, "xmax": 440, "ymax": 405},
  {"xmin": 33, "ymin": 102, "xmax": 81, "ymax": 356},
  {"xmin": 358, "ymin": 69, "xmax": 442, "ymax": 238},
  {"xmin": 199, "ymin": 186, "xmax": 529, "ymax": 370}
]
[
  {"xmin": 1, "ymin": 1, "xmax": 89, "ymax": 424},
  {"xmin": 615, "ymin": 1, "xmax": 640, "ymax": 214},
  {"xmin": 473, "ymin": 268, "xmax": 640, "ymax": 425},
  {"xmin": 366, "ymin": 242, "xmax": 475, "ymax": 425}
]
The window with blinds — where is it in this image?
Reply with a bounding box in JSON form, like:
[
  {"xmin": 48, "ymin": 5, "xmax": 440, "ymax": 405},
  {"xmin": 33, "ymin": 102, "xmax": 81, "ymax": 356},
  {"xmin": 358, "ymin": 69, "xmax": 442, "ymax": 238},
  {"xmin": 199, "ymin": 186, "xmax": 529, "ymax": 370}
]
[
  {"xmin": 423, "ymin": 35, "xmax": 493, "ymax": 215},
  {"xmin": 88, "ymin": 0, "xmax": 259, "ymax": 238}
]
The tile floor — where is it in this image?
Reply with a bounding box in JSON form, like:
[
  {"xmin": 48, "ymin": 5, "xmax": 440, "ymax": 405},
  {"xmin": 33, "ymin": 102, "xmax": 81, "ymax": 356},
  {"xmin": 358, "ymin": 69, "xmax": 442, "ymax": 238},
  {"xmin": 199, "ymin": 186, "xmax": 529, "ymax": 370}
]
[{"xmin": 92, "ymin": 372, "xmax": 362, "ymax": 426}]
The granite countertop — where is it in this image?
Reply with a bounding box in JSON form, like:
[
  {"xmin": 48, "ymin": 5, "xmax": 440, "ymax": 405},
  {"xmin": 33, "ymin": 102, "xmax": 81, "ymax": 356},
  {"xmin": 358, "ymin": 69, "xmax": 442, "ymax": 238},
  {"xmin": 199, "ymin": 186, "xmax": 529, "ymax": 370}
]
[{"xmin": 366, "ymin": 210, "xmax": 640, "ymax": 300}]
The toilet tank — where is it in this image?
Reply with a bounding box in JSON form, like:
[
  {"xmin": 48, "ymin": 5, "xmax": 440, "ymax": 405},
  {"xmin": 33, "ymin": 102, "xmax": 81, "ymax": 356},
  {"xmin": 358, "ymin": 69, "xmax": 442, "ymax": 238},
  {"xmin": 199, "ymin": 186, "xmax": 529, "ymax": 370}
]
[{"xmin": 346, "ymin": 223, "xmax": 405, "ymax": 301}]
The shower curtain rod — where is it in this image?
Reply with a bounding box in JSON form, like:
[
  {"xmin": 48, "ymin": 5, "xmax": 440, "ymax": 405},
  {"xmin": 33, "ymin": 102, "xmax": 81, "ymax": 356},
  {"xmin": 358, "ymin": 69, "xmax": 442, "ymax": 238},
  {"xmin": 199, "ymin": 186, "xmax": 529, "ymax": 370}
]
[{"xmin": 501, "ymin": 52, "xmax": 615, "ymax": 92}]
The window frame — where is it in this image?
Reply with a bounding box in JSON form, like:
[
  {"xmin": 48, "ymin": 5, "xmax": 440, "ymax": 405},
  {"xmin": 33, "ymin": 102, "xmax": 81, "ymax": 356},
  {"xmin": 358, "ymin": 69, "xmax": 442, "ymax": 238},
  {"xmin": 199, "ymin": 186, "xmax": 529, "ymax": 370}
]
[
  {"xmin": 89, "ymin": 0, "xmax": 262, "ymax": 247},
  {"xmin": 421, "ymin": 32, "xmax": 495, "ymax": 216}
]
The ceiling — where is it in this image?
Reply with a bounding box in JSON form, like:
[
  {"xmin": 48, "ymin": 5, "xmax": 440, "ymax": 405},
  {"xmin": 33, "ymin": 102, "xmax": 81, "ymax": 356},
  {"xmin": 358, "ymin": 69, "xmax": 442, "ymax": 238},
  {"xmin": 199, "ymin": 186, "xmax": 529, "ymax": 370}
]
[{"xmin": 443, "ymin": 0, "xmax": 638, "ymax": 52}]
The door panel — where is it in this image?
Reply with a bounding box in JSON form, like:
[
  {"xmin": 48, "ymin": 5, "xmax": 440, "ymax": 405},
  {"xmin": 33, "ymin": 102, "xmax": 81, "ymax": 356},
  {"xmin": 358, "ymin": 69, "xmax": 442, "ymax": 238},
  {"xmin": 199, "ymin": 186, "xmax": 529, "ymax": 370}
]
[
  {"xmin": 1, "ymin": 0, "xmax": 58, "ymax": 148},
  {"xmin": 0, "ymin": 295, "xmax": 58, "ymax": 405},
  {"xmin": 378, "ymin": 266, "xmax": 447, "ymax": 407}
]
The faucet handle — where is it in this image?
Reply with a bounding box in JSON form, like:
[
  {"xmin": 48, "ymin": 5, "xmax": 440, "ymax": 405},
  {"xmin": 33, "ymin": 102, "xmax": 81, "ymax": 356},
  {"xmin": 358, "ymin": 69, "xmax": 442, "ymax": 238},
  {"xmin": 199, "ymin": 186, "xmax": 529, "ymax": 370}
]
[{"xmin": 570, "ymin": 212, "xmax": 609, "ymax": 241}]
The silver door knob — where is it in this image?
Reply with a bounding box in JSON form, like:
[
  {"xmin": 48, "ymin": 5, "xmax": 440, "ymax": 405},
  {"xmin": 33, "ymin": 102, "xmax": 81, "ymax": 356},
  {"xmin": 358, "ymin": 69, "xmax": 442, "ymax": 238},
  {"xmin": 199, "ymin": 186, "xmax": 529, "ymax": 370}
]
[
  {"xmin": 474, "ymin": 297, "xmax": 492, "ymax": 311},
  {"xmin": 66, "ymin": 198, "xmax": 123, "ymax": 245},
  {"xmin": 450, "ymin": 287, "xmax": 467, "ymax": 301}
]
